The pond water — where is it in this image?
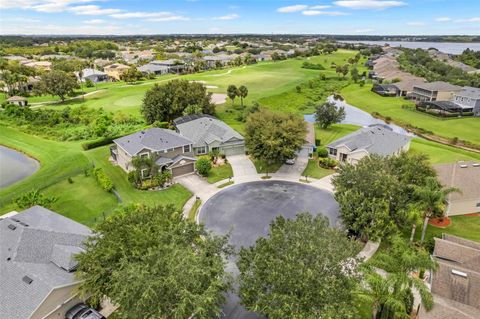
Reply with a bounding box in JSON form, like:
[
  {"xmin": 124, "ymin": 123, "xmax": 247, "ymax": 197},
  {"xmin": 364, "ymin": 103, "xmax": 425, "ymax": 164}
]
[
  {"xmin": 304, "ymin": 96, "xmax": 414, "ymax": 136},
  {"xmin": 0, "ymin": 145, "xmax": 39, "ymax": 189},
  {"xmin": 340, "ymin": 41, "xmax": 480, "ymax": 55}
]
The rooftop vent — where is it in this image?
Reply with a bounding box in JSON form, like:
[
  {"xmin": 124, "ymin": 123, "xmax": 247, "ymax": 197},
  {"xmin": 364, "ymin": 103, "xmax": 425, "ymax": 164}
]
[
  {"xmin": 22, "ymin": 276, "xmax": 33, "ymax": 284},
  {"xmin": 19, "ymin": 222, "xmax": 29, "ymax": 227},
  {"xmin": 11, "ymin": 218, "xmax": 20, "ymax": 222},
  {"xmin": 7, "ymin": 224, "xmax": 16, "ymax": 231}
]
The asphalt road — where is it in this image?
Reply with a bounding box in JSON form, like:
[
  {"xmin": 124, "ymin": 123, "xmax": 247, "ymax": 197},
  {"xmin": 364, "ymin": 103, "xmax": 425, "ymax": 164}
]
[{"xmin": 199, "ymin": 180, "xmax": 340, "ymax": 319}]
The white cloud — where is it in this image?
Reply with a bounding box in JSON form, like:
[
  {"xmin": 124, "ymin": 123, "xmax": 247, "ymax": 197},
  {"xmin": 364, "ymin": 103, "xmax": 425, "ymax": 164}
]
[
  {"xmin": 334, "ymin": 1, "xmax": 406, "ymax": 9},
  {"xmin": 277, "ymin": 5, "xmax": 308, "ymax": 13},
  {"xmin": 84, "ymin": 19, "xmax": 105, "ymax": 24},
  {"xmin": 302, "ymin": 10, "xmax": 348, "ymax": 16},
  {"xmin": 309, "ymin": 5, "xmax": 332, "ymax": 10},
  {"xmin": 435, "ymin": 17, "xmax": 451, "ymax": 22},
  {"xmin": 407, "ymin": 21, "xmax": 426, "ymax": 26},
  {"xmin": 69, "ymin": 5, "xmax": 122, "ymax": 15},
  {"xmin": 454, "ymin": 17, "xmax": 480, "ymax": 23},
  {"xmin": 213, "ymin": 13, "xmax": 240, "ymax": 20},
  {"xmin": 1, "ymin": 0, "xmax": 95, "ymax": 11}
]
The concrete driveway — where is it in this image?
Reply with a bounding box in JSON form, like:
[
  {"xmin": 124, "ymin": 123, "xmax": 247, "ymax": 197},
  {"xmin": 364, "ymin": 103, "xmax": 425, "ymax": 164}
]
[
  {"xmin": 276, "ymin": 146, "xmax": 309, "ymax": 178},
  {"xmin": 174, "ymin": 173, "xmax": 217, "ymax": 201},
  {"xmin": 228, "ymin": 154, "xmax": 257, "ymax": 178}
]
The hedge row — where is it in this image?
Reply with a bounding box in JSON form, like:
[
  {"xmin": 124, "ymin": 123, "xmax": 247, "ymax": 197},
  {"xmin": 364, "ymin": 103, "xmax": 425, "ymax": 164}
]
[
  {"xmin": 81, "ymin": 136, "xmax": 120, "ymax": 150},
  {"xmin": 93, "ymin": 168, "xmax": 114, "ymax": 192}
]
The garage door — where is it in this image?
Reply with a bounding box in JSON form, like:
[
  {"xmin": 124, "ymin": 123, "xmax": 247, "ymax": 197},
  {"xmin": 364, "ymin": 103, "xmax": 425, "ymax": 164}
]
[
  {"xmin": 171, "ymin": 163, "xmax": 195, "ymax": 177},
  {"xmin": 221, "ymin": 145, "xmax": 245, "ymax": 156}
]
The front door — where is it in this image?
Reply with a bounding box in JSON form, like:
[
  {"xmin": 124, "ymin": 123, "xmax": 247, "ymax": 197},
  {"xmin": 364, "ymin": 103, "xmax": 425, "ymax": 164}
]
[{"xmin": 340, "ymin": 153, "xmax": 348, "ymax": 162}]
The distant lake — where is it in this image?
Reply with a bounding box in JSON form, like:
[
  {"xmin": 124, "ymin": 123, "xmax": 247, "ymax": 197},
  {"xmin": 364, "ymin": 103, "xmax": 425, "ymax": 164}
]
[
  {"xmin": 0, "ymin": 145, "xmax": 39, "ymax": 189},
  {"xmin": 340, "ymin": 41, "xmax": 480, "ymax": 55}
]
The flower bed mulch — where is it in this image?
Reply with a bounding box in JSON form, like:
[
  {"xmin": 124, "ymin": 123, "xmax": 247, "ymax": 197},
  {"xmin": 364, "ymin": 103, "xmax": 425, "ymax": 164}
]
[
  {"xmin": 464, "ymin": 212, "xmax": 480, "ymax": 217},
  {"xmin": 429, "ymin": 217, "xmax": 451, "ymax": 228}
]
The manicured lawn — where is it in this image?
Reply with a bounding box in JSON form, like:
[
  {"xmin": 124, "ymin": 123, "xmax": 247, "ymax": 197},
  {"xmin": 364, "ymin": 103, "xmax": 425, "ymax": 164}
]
[
  {"xmin": 85, "ymin": 145, "xmax": 192, "ymax": 209},
  {"xmin": 187, "ymin": 199, "xmax": 202, "ymax": 221},
  {"xmin": 416, "ymin": 215, "xmax": 480, "ymax": 243},
  {"xmin": 43, "ymin": 173, "xmax": 118, "ymax": 227},
  {"xmin": 252, "ymin": 158, "xmax": 283, "ymax": 174},
  {"xmin": 0, "ymin": 125, "xmax": 90, "ymax": 212},
  {"xmin": 410, "ymin": 138, "xmax": 480, "ymax": 164},
  {"xmin": 302, "ymin": 159, "xmax": 335, "ymax": 179},
  {"xmin": 207, "ymin": 163, "xmax": 233, "ymax": 184},
  {"xmin": 315, "ymin": 124, "xmax": 361, "ymax": 146},
  {"xmin": 341, "ymin": 84, "xmax": 480, "ymax": 146}
]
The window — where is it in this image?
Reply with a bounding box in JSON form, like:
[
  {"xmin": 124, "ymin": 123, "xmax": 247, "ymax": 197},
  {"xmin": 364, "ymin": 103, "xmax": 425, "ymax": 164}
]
[
  {"xmin": 196, "ymin": 146, "xmax": 207, "ymax": 155},
  {"xmin": 184, "ymin": 145, "xmax": 191, "ymax": 153},
  {"xmin": 141, "ymin": 168, "xmax": 150, "ymax": 179},
  {"xmin": 140, "ymin": 152, "xmax": 149, "ymax": 159},
  {"xmin": 329, "ymin": 148, "xmax": 337, "ymax": 156}
]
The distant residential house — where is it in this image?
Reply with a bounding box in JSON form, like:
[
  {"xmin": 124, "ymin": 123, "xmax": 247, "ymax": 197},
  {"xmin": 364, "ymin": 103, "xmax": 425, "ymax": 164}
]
[
  {"xmin": 103, "ymin": 63, "xmax": 130, "ymax": 81},
  {"xmin": 150, "ymin": 59, "xmax": 186, "ymax": 74},
  {"xmin": 138, "ymin": 63, "xmax": 169, "ymax": 75},
  {"xmin": 453, "ymin": 87, "xmax": 480, "ymax": 116},
  {"xmin": 421, "ymin": 100, "xmax": 473, "ymax": 114},
  {"xmin": 21, "ymin": 60, "xmax": 52, "ymax": 71},
  {"xmin": 6, "ymin": 95, "xmax": 28, "ymax": 107},
  {"xmin": 174, "ymin": 114, "xmax": 245, "ymax": 156},
  {"xmin": 327, "ymin": 125, "xmax": 411, "ymax": 165},
  {"xmin": 111, "ymin": 128, "xmax": 196, "ymax": 178},
  {"xmin": 253, "ymin": 53, "xmax": 271, "ymax": 62},
  {"xmin": 434, "ymin": 162, "xmax": 480, "ymax": 216},
  {"xmin": 0, "ymin": 206, "xmax": 92, "ymax": 319},
  {"xmin": 76, "ymin": 68, "xmax": 108, "ymax": 83},
  {"xmin": 410, "ymin": 81, "xmax": 462, "ymax": 102},
  {"xmin": 419, "ymin": 235, "xmax": 480, "ymax": 319},
  {"xmin": 203, "ymin": 55, "xmax": 234, "ymax": 68},
  {"xmin": 390, "ymin": 79, "xmax": 426, "ymax": 97}
]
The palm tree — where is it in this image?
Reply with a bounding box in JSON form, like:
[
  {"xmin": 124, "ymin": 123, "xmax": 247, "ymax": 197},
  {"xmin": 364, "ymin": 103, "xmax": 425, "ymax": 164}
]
[
  {"xmin": 227, "ymin": 84, "xmax": 238, "ymax": 105},
  {"xmin": 372, "ymin": 236, "xmax": 437, "ymax": 314},
  {"xmin": 413, "ymin": 177, "xmax": 459, "ymax": 242},
  {"xmin": 238, "ymin": 85, "xmax": 248, "ymax": 107}
]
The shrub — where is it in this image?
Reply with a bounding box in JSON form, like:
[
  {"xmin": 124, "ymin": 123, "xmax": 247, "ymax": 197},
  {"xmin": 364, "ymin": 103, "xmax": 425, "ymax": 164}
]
[
  {"xmin": 152, "ymin": 121, "xmax": 170, "ymax": 129},
  {"xmin": 196, "ymin": 156, "xmax": 212, "ymax": 177},
  {"xmin": 85, "ymin": 79, "xmax": 94, "ymax": 87},
  {"xmin": 318, "ymin": 157, "xmax": 338, "ymax": 169},
  {"xmin": 315, "ymin": 138, "xmax": 321, "ymax": 146},
  {"xmin": 15, "ymin": 189, "xmax": 57, "ymax": 209},
  {"xmin": 93, "ymin": 167, "xmax": 114, "ymax": 192},
  {"xmin": 317, "ymin": 147, "xmax": 329, "ymax": 158},
  {"xmin": 81, "ymin": 134, "xmax": 126, "ymax": 150},
  {"xmin": 68, "ymin": 177, "xmax": 74, "ymax": 184},
  {"xmin": 296, "ymin": 85, "xmax": 302, "ymax": 93}
]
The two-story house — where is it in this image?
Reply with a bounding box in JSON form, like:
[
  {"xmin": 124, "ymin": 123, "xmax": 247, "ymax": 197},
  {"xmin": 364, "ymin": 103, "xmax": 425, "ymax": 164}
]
[
  {"xmin": 174, "ymin": 114, "xmax": 245, "ymax": 156},
  {"xmin": 453, "ymin": 86, "xmax": 480, "ymax": 116},
  {"xmin": 111, "ymin": 128, "xmax": 196, "ymax": 178},
  {"xmin": 410, "ymin": 81, "xmax": 462, "ymax": 102},
  {"xmin": 103, "ymin": 63, "xmax": 130, "ymax": 81},
  {"xmin": 326, "ymin": 125, "xmax": 411, "ymax": 165}
]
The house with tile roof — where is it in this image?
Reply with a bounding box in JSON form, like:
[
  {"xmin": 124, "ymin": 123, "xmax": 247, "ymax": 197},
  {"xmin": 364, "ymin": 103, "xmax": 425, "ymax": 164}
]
[
  {"xmin": 326, "ymin": 125, "xmax": 411, "ymax": 165},
  {"xmin": 174, "ymin": 114, "xmax": 245, "ymax": 156},
  {"xmin": 410, "ymin": 81, "xmax": 462, "ymax": 102},
  {"xmin": 0, "ymin": 206, "xmax": 91, "ymax": 319},
  {"xmin": 111, "ymin": 128, "xmax": 196, "ymax": 178}
]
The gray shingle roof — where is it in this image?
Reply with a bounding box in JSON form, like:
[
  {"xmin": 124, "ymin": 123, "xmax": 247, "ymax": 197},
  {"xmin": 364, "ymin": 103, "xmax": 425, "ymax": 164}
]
[
  {"xmin": 174, "ymin": 114, "xmax": 244, "ymax": 148},
  {"xmin": 414, "ymin": 81, "xmax": 462, "ymax": 92},
  {"xmin": 80, "ymin": 68, "xmax": 106, "ymax": 77},
  {"xmin": 0, "ymin": 206, "xmax": 91, "ymax": 319},
  {"xmin": 327, "ymin": 126, "xmax": 411, "ymax": 157},
  {"xmin": 114, "ymin": 128, "xmax": 193, "ymax": 156},
  {"xmin": 455, "ymin": 86, "xmax": 480, "ymax": 100},
  {"xmin": 138, "ymin": 64, "xmax": 169, "ymax": 73}
]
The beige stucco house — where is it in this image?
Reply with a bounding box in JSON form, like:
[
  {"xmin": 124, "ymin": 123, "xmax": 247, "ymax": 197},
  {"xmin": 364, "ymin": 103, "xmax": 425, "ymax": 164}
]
[
  {"xmin": 0, "ymin": 206, "xmax": 91, "ymax": 319},
  {"xmin": 103, "ymin": 63, "xmax": 130, "ymax": 81},
  {"xmin": 326, "ymin": 125, "xmax": 411, "ymax": 165},
  {"xmin": 111, "ymin": 128, "xmax": 196, "ymax": 178},
  {"xmin": 434, "ymin": 162, "xmax": 480, "ymax": 216},
  {"xmin": 411, "ymin": 81, "xmax": 462, "ymax": 102}
]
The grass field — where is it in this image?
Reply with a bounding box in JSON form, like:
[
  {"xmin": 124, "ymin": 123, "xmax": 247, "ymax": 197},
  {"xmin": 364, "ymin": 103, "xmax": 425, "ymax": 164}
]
[
  {"xmin": 416, "ymin": 215, "xmax": 480, "ymax": 243},
  {"xmin": 207, "ymin": 163, "xmax": 233, "ymax": 184},
  {"xmin": 302, "ymin": 160, "xmax": 334, "ymax": 179},
  {"xmin": 341, "ymin": 84, "xmax": 480, "ymax": 146}
]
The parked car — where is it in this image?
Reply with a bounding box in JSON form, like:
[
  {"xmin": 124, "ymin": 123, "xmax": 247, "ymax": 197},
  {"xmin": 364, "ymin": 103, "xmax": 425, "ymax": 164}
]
[
  {"xmin": 66, "ymin": 303, "xmax": 105, "ymax": 319},
  {"xmin": 285, "ymin": 157, "xmax": 296, "ymax": 165}
]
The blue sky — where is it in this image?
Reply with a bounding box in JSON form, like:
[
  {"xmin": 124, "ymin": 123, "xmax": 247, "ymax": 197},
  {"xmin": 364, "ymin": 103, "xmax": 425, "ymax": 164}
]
[{"xmin": 1, "ymin": 0, "xmax": 479, "ymax": 35}]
